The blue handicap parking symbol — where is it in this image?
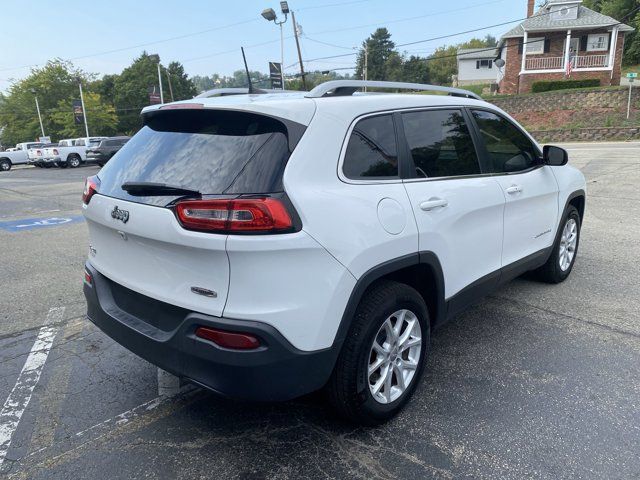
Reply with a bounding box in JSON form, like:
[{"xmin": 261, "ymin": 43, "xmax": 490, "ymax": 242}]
[{"xmin": 0, "ymin": 215, "xmax": 84, "ymax": 232}]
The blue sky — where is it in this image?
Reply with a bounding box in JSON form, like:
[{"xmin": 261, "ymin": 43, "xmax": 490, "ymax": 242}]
[{"xmin": 0, "ymin": 0, "xmax": 526, "ymax": 92}]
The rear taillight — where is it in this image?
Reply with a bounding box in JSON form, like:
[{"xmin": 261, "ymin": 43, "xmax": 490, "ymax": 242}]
[
  {"xmin": 174, "ymin": 198, "xmax": 293, "ymax": 233},
  {"xmin": 82, "ymin": 175, "xmax": 100, "ymax": 205},
  {"xmin": 83, "ymin": 268, "xmax": 93, "ymax": 286},
  {"xmin": 53, "ymin": 148, "xmax": 58, "ymax": 155},
  {"xmin": 195, "ymin": 326, "xmax": 261, "ymax": 350}
]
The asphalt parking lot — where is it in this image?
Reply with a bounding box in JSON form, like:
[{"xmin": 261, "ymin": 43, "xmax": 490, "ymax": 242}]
[{"xmin": 1, "ymin": 143, "xmax": 639, "ymax": 479}]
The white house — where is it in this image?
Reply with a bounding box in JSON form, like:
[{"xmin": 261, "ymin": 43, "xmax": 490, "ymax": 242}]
[{"xmin": 455, "ymin": 48, "xmax": 499, "ymax": 86}]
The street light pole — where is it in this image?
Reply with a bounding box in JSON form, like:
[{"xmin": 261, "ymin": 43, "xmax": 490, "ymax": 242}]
[
  {"xmin": 77, "ymin": 79, "xmax": 90, "ymax": 138},
  {"xmin": 157, "ymin": 62, "xmax": 164, "ymax": 104},
  {"xmin": 261, "ymin": 3, "xmax": 289, "ymax": 90},
  {"xmin": 30, "ymin": 90, "xmax": 45, "ymax": 138}
]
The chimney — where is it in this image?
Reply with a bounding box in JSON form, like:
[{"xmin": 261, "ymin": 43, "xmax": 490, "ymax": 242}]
[{"xmin": 527, "ymin": 0, "xmax": 535, "ymax": 17}]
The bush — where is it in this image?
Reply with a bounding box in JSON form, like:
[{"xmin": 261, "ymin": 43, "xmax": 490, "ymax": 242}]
[{"xmin": 531, "ymin": 79, "xmax": 601, "ymax": 93}]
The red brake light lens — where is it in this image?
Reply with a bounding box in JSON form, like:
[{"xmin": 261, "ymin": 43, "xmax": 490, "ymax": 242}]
[
  {"xmin": 82, "ymin": 175, "xmax": 100, "ymax": 205},
  {"xmin": 174, "ymin": 198, "xmax": 293, "ymax": 233},
  {"xmin": 53, "ymin": 148, "xmax": 59, "ymax": 155},
  {"xmin": 195, "ymin": 327, "xmax": 261, "ymax": 350}
]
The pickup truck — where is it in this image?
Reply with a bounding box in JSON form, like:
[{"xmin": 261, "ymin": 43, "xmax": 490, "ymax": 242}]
[
  {"xmin": 27, "ymin": 143, "xmax": 57, "ymax": 167},
  {"xmin": 43, "ymin": 137, "xmax": 105, "ymax": 168},
  {"xmin": 0, "ymin": 142, "xmax": 45, "ymax": 171}
]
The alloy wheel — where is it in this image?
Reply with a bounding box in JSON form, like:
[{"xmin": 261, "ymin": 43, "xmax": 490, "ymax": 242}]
[
  {"xmin": 559, "ymin": 218, "xmax": 578, "ymax": 271},
  {"xmin": 368, "ymin": 309, "xmax": 422, "ymax": 404}
]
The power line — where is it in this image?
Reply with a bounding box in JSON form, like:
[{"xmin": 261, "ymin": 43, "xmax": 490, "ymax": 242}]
[
  {"xmin": 304, "ymin": 0, "xmax": 509, "ymax": 36},
  {"xmin": 295, "ymin": 4, "xmax": 602, "ymax": 66},
  {"xmin": 0, "ymin": 1, "xmax": 378, "ymax": 75}
]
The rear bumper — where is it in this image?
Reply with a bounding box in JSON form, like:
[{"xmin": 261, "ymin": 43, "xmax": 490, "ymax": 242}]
[{"xmin": 83, "ymin": 262, "xmax": 338, "ymax": 401}]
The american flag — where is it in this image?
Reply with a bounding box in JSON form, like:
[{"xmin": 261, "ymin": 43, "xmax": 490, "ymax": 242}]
[{"xmin": 566, "ymin": 54, "xmax": 575, "ymax": 77}]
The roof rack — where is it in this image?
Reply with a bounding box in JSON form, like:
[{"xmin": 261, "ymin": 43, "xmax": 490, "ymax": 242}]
[
  {"xmin": 194, "ymin": 87, "xmax": 301, "ymax": 98},
  {"xmin": 304, "ymin": 80, "xmax": 483, "ymax": 101}
]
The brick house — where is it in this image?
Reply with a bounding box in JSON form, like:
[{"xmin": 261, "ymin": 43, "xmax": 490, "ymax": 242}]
[{"xmin": 497, "ymin": 0, "xmax": 634, "ymax": 94}]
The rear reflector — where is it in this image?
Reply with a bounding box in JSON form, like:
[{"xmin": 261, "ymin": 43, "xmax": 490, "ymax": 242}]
[
  {"xmin": 82, "ymin": 175, "xmax": 100, "ymax": 205},
  {"xmin": 83, "ymin": 268, "xmax": 93, "ymax": 286},
  {"xmin": 195, "ymin": 327, "xmax": 261, "ymax": 350},
  {"xmin": 174, "ymin": 198, "xmax": 293, "ymax": 233}
]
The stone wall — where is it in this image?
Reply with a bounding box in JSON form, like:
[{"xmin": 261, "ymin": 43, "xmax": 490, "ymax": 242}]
[
  {"xmin": 530, "ymin": 126, "xmax": 640, "ymax": 143},
  {"xmin": 488, "ymin": 86, "xmax": 639, "ymax": 114}
]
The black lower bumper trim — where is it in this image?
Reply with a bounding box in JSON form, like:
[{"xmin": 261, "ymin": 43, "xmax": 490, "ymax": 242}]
[{"xmin": 83, "ymin": 262, "xmax": 338, "ymax": 402}]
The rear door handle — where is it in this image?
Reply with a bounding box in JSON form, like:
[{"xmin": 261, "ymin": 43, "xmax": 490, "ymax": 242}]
[
  {"xmin": 505, "ymin": 185, "xmax": 523, "ymax": 195},
  {"xmin": 420, "ymin": 198, "xmax": 448, "ymax": 211}
]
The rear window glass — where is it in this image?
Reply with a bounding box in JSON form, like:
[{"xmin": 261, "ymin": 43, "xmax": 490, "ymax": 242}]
[
  {"xmin": 343, "ymin": 114, "xmax": 398, "ymax": 180},
  {"xmin": 97, "ymin": 110, "xmax": 300, "ymax": 206}
]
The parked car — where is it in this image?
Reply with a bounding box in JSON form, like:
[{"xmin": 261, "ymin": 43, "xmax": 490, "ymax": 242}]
[
  {"xmin": 86, "ymin": 137, "xmax": 130, "ymax": 167},
  {"xmin": 82, "ymin": 80, "xmax": 586, "ymax": 425},
  {"xmin": 0, "ymin": 142, "xmax": 44, "ymax": 171}
]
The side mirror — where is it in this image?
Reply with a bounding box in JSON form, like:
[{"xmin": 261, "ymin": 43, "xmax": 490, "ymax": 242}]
[{"xmin": 543, "ymin": 145, "xmax": 568, "ymax": 166}]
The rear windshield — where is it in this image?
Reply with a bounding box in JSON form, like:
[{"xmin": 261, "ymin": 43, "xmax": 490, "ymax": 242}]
[{"xmin": 97, "ymin": 109, "xmax": 302, "ymax": 206}]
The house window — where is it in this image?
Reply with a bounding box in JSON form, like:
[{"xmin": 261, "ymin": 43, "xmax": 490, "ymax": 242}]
[
  {"xmin": 587, "ymin": 34, "xmax": 609, "ymax": 51},
  {"xmin": 476, "ymin": 59, "xmax": 493, "ymax": 69},
  {"xmin": 526, "ymin": 37, "xmax": 545, "ymax": 54}
]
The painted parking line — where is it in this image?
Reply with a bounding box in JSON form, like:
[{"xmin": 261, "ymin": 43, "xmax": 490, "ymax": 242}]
[
  {"xmin": 0, "ymin": 307, "xmax": 64, "ymax": 466},
  {"xmin": 0, "ymin": 216, "xmax": 83, "ymax": 232}
]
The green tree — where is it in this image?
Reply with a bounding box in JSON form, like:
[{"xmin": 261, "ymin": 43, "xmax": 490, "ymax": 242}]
[
  {"xmin": 0, "ymin": 60, "xmax": 93, "ymax": 146},
  {"xmin": 166, "ymin": 61, "xmax": 197, "ymax": 101},
  {"xmin": 49, "ymin": 93, "xmax": 118, "ymax": 138},
  {"xmin": 113, "ymin": 52, "xmax": 196, "ymax": 134},
  {"xmin": 355, "ymin": 28, "xmax": 396, "ymax": 80},
  {"xmin": 402, "ymin": 55, "xmax": 430, "ymax": 84},
  {"xmin": 92, "ymin": 74, "xmax": 119, "ymax": 106}
]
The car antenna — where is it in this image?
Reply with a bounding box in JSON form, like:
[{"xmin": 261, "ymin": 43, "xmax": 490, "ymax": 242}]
[{"xmin": 241, "ymin": 47, "xmax": 255, "ymax": 94}]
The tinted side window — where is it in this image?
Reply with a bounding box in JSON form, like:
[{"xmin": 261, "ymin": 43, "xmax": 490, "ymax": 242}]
[
  {"xmin": 402, "ymin": 109, "xmax": 480, "ymax": 178},
  {"xmin": 343, "ymin": 115, "xmax": 398, "ymax": 179},
  {"xmin": 471, "ymin": 110, "xmax": 539, "ymax": 173}
]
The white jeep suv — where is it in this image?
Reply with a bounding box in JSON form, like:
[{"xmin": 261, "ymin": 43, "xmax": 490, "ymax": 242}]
[{"xmin": 82, "ymin": 81, "xmax": 586, "ymax": 424}]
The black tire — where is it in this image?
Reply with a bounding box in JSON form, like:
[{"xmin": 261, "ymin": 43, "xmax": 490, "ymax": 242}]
[
  {"xmin": 68, "ymin": 155, "xmax": 81, "ymax": 168},
  {"xmin": 0, "ymin": 159, "xmax": 11, "ymax": 171},
  {"xmin": 326, "ymin": 280, "xmax": 430, "ymax": 426},
  {"xmin": 534, "ymin": 205, "xmax": 581, "ymax": 284}
]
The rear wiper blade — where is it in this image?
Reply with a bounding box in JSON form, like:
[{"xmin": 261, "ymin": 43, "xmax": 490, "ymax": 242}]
[{"xmin": 121, "ymin": 182, "xmax": 201, "ymax": 197}]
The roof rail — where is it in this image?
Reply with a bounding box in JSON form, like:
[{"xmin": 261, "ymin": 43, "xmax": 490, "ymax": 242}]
[
  {"xmin": 304, "ymin": 80, "xmax": 483, "ymax": 101},
  {"xmin": 195, "ymin": 87, "xmax": 302, "ymax": 98}
]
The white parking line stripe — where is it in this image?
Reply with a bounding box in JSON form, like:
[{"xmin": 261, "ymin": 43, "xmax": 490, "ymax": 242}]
[{"xmin": 0, "ymin": 307, "xmax": 64, "ymax": 466}]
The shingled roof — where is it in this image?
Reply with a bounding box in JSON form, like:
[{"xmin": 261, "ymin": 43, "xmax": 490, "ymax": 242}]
[{"xmin": 500, "ymin": 2, "xmax": 634, "ymax": 42}]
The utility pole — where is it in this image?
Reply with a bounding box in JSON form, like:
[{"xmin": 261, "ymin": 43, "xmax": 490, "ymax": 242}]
[
  {"xmin": 166, "ymin": 70, "xmax": 175, "ymax": 102},
  {"xmin": 78, "ymin": 79, "xmax": 90, "ymax": 138},
  {"xmin": 364, "ymin": 43, "xmax": 368, "ymax": 92},
  {"xmin": 30, "ymin": 90, "xmax": 45, "ymax": 138},
  {"xmin": 291, "ymin": 10, "xmax": 306, "ymax": 89}
]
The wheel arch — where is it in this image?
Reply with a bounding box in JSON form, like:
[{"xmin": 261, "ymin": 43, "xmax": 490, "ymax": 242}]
[
  {"xmin": 566, "ymin": 189, "xmax": 585, "ymax": 223},
  {"xmin": 332, "ymin": 252, "xmax": 446, "ymax": 350}
]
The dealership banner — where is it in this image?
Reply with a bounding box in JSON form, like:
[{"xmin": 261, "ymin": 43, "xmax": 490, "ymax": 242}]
[
  {"xmin": 269, "ymin": 62, "xmax": 283, "ymax": 89},
  {"xmin": 72, "ymin": 100, "xmax": 84, "ymax": 125}
]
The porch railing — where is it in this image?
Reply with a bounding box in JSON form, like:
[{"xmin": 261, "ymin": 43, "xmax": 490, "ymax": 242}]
[
  {"xmin": 525, "ymin": 56, "xmax": 563, "ymax": 70},
  {"xmin": 524, "ymin": 54, "xmax": 609, "ymax": 71},
  {"xmin": 574, "ymin": 54, "xmax": 608, "ymax": 68}
]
